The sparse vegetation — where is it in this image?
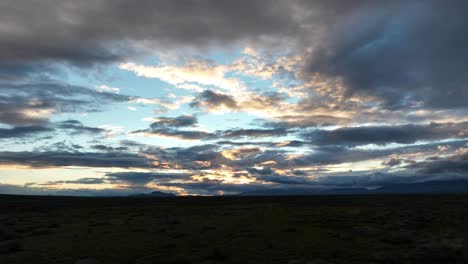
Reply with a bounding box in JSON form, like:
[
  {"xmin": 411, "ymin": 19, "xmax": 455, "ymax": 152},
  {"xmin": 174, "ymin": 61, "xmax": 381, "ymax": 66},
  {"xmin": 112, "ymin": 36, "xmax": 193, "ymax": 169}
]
[{"xmin": 1, "ymin": 194, "xmax": 468, "ymax": 263}]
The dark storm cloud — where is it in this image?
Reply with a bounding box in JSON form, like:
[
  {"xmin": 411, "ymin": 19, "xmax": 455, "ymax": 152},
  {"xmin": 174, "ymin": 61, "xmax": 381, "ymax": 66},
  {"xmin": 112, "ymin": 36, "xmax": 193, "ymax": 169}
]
[
  {"xmin": 0, "ymin": 126, "xmax": 53, "ymax": 139},
  {"xmin": 2, "ymin": 0, "xmax": 398, "ymax": 67},
  {"xmin": 0, "ymin": 0, "xmax": 303, "ymax": 65},
  {"xmin": 190, "ymin": 90, "xmax": 238, "ymax": 110},
  {"xmin": 301, "ymin": 122, "xmax": 468, "ymax": 147},
  {"xmin": 307, "ymin": 0, "xmax": 468, "ymax": 110},
  {"xmin": 0, "ymin": 151, "xmax": 152, "ymax": 168}
]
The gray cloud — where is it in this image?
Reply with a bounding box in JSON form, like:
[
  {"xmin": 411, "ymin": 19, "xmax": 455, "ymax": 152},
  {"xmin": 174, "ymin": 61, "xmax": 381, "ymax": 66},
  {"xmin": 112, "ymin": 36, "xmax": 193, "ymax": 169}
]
[
  {"xmin": 132, "ymin": 128, "xmax": 214, "ymax": 140},
  {"xmin": 301, "ymin": 122, "xmax": 468, "ymax": 147},
  {"xmin": 2, "ymin": 0, "xmax": 466, "ymax": 115},
  {"xmin": 1, "ymin": 0, "xmax": 467, "ymax": 195},
  {"xmin": 149, "ymin": 115, "xmax": 198, "ymax": 129},
  {"xmin": 41, "ymin": 178, "xmax": 107, "ymax": 185},
  {"xmin": 216, "ymin": 140, "xmax": 278, "ymax": 147},
  {"xmin": 131, "ymin": 115, "xmax": 213, "ymax": 140},
  {"xmin": 0, "ymin": 126, "xmax": 53, "ymax": 139},
  {"xmin": 56, "ymin": 120, "xmax": 106, "ymax": 135},
  {"xmin": 407, "ymin": 148, "xmax": 468, "ymax": 175},
  {"xmin": 0, "ymin": 82, "xmax": 130, "ymax": 125},
  {"xmin": 105, "ymin": 171, "xmax": 193, "ymax": 187},
  {"xmin": 0, "ymin": 151, "xmax": 152, "ymax": 168},
  {"xmin": 217, "ymin": 128, "xmax": 288, "ymax": 139},
  {"xmin": 382, "ymin": 157, "xmax": 404, "ymax": 167},
  {"xmin": 190, "ymin": 90, "xmax": 238, "ymax": 110},
  {"xmin": 0, "ymin": 0, "xmax": 304, "ymax": 65},
  {"xmin": 92, "ymin": 145, "xmax": 129, "ymax": 152},
  {"xmin": 0, "ymin": 183, "xmax": 155, "ymax": 196},
  {"xmin": 133, "ymin": 121, "xmax": 289, "ymax": 141},
  {"xmin": 247, "ymin": 167, "xmax": 313, "ymax": 185},
  {"xmin": 161, "ymin": 178, "xmax": 269, "ymax": 195},
  {"xmin": 260, "ymin": 115, "xmax": 351, "ymax": 129},
  {"xmin": 307, "ymin": 0, "xmax": 468, "ymax": 110}
]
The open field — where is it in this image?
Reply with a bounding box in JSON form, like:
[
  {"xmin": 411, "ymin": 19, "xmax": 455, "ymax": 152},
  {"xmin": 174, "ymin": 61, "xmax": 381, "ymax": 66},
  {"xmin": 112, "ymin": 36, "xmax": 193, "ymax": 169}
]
[{"xmin": 1, "ymin": 194, "xmax": 468, "ymax": 264}]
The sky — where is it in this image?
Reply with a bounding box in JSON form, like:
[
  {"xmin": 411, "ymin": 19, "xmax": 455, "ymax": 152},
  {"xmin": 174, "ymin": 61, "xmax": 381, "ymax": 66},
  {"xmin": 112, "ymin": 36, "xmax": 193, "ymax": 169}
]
[{"xmin": 0, "ymin": 0, "xmax": 467, "ymax": 196}]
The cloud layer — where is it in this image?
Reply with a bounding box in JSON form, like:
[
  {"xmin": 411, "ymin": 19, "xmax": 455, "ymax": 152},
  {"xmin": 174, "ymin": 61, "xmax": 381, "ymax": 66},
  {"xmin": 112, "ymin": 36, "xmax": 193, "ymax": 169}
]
[{"xmin": 0, "ymin": 0, "xmax": 467, "ymax": 195}]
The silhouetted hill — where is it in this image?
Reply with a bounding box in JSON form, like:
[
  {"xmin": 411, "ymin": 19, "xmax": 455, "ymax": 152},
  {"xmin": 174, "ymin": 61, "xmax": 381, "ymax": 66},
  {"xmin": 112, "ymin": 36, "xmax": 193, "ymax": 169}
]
[
  {"xmin": 371, "ymin": 179, "xmax": 468, "ymax": 194},
  {"xmin": 129, "ymin": 191, "xmax": 176, "ymax": 197},
  {"xmin": 237, "ymin": 187, "xmax": 369, "ymax": 196},
  {"xmin": 238, "ymin": 180, "xmax": 468, "ymax": 196}
]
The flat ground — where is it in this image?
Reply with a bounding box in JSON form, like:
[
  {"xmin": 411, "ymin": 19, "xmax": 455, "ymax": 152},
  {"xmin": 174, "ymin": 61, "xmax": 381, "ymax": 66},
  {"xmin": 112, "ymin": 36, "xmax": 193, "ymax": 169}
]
[{"xmin": 1, "ymin": 195, "xmax": 467, "ymax": 264}]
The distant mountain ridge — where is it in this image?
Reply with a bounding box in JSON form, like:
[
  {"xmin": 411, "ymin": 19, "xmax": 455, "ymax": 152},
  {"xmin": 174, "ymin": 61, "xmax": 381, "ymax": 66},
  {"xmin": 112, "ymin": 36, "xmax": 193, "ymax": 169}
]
[
  {"xmin": 129, "ymin": 191, "xmax": 176, "ymax": 197},
  {"xmin": 126, "ymin": 180, "xmax": 468, "ymax": 197},
  {"xmin": 238, "ymin": 180, "xmax": 468, "ymax": 196}
]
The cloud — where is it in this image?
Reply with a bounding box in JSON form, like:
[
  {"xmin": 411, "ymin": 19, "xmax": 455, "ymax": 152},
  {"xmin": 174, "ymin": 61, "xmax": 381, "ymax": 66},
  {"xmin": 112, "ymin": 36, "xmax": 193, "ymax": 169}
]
[
  {"xmin": 149, "ymin": 115, "xmax": 198, "ymax": 129},
  {"xmin": 407, "ymin": 145, "xmax": 468, "ymax": 175},
  {"xmin": 92, "ymin": 145, "xmax": 129, "ymax": 152},
  {"xmin": 0, "ymin": 0, "xmax": 304, "ymax": 65},
  {"xmin": 131, "ymin": 115, "xmax": 206, "ymax": 140},
  {"xmin": 382, "ymin": 157, "xmax": 404, "ymax": 167},
  {"xmin": 217, "ymin": 140, "xmax": 277, "ymax": 147},
  {"xmin": 96, "ymin": 85, "xmax": 120, "ymax": 94},
  {"xmin": 301, "ymin": 122, "xmax": 468, "ymax": 147},
  {"xmin": 120, "ymin": 61, "xmax": 243, "ymax": 92},
  {"xmin": 1, "ymin": 0, "xmax": 468, "ymax": 195},
  {"xmin": 247, "ymin": 167, "xmax": 313, "ymax": 185},
  {"xmin": 41, "ymin": 178, "xmax": 107, "ymax": 185},
  {"xmin": 105, "ymin": 171, "xmax": 193, "ymax": 187},
  {"xmin": 190, "ymin": 90, "xmax": 238, "ymax": 110},
  {"xmin": 221, "ymin": 147, "xmax": 262, "ymax": 160},
  {"xmin": 217, "ymin": 128, "xmax": 289, "ymax": 139},
  {"xmin": 0, "ymin": 125, "xmax": 53, "ymax": 139},
  {"xmin": 261, "ymin": 115, "xmax": 351, "ymax": 128},
  {"xmin": 130, "ymin": 96, "xmax": 195, "ymax": 112},
  {"xmin": 132, "ymin": 116, "xmax": 289, "ymax": 140},
  {"xmin": 0, "ymin": 151, "xmax": 152, "ymax": 168},
  {"xmin": 190, "ymin": 89, "xmax": 293, "ymax": 118},
  {"xmin": 307, "ymin": 0, "xmax": 468, "ymax": 110},
  {"xmin": 56, "ymin": 120, "xmax": 106, "ymax": 135},
  {"xmin": 0, "ymin": 82, "xmax": 130, "ymax": 125},
  {"xmin": 0, "ymin": 183, "xmax": 156, "ymax": 196},
  {"xmin": 132, "ymin": 128, "xmax": 214, "ymax": 140},
  {"xmin": 160, "ymin": 179, "xmax": 269, "ymax": 196}
]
